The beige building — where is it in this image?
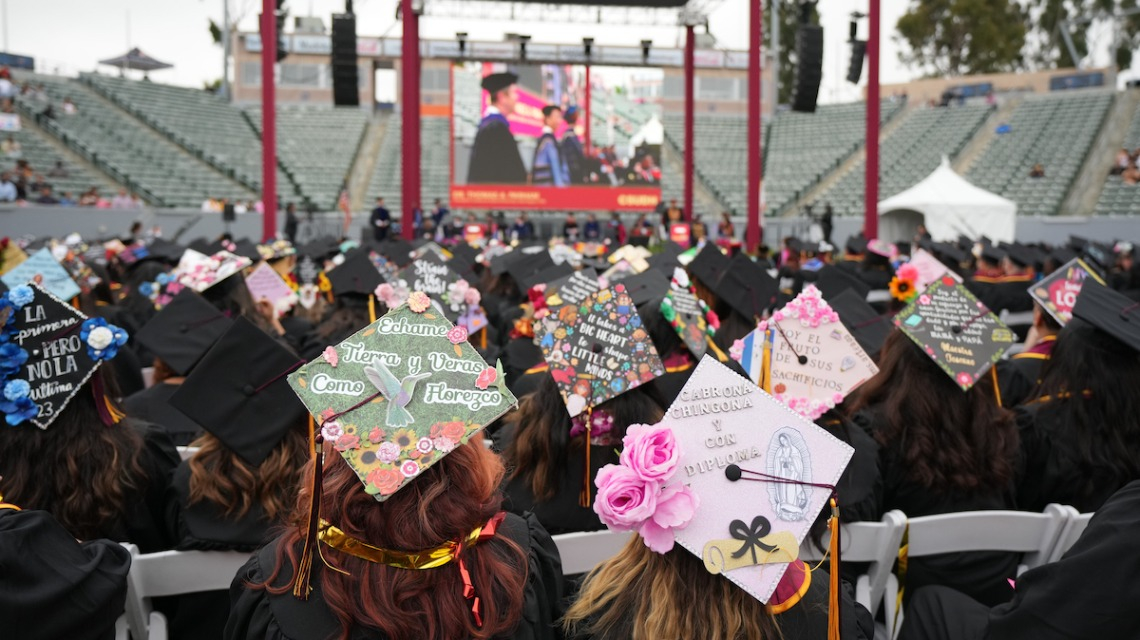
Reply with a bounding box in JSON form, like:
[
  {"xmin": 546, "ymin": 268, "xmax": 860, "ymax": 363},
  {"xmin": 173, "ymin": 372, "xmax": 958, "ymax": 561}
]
[{"xmin": 878, "ymin": 67, "xmax": 1115, "ymax": 105}]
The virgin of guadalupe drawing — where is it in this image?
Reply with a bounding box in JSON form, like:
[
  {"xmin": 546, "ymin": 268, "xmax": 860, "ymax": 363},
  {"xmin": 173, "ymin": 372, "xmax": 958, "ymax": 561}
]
[{"xmin": 766, "ymin": 428, "xmax": 813, "ymax": 521}]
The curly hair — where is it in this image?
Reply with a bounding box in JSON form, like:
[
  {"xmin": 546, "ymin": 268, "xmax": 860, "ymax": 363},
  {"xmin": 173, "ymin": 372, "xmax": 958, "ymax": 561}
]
[
  {"xmin": 844, "ymin": 328, "xmax": 1018, "ymax": 494},
  {"xmin": 260, "ymin": 440, "xmax": 528, "ymax": 640}
]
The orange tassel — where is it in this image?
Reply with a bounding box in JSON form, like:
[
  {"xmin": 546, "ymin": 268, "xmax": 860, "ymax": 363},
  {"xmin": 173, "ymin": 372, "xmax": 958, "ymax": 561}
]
[
  {"xmin": 991, "ymin": 366, "xmax": 1003, "ymax": 408},
  {"xmin": 293, "ymin": 445, "xmax": 324, "ymax": 599},
  {"xmin": 828, "ymin": 497, "xmax": 841, "ymax": 640},
  {"xmin": 368, "ymin": 294, "xmax": 377, "ymax": 323},
  {"xmin": 579, "ymin": 407, "xmax": 593, "ymax": 508},
  {"xmin": 308, "ymin": 415, "xmax": 316, "ymax": 459}
]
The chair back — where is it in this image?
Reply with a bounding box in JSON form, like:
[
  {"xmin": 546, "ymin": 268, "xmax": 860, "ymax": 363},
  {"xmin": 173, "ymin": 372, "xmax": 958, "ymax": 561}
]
[{"xmin": 552, "ymin": 529, "xmax": 632, "ymax": 575}]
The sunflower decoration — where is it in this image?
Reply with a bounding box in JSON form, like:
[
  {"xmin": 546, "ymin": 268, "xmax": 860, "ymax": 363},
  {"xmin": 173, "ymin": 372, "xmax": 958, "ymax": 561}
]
[{"xmin": 889, "ymin": 263, "xmax": 920, "ymax": 303}]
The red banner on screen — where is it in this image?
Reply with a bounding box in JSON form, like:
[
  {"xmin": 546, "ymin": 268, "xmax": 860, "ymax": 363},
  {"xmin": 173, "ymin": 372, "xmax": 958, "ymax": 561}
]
[{"xmin": 450, "ymin": 185, "xmax": 660, "ymax": 211}]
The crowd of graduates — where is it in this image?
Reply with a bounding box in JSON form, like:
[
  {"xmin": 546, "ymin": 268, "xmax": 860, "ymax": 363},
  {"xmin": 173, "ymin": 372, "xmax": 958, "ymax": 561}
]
[{"xmin": 0, "ymin": 222, "xmax": 1138, "ymax": 640}]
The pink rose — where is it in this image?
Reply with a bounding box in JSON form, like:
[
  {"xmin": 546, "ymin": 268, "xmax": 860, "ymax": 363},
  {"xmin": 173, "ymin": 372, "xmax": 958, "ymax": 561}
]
[
  {"xmin": 376, "ymin": 283, "xmax": 394, "ymax": 302},
  {"xmin": 408, "ymin": 291, "xmax": 431, "ymax": 313},
  {"xmin": 464, "ymin": 288, "xmax": 481, "ymax": 306},
  {"xmin": 334, "ymin": 433, "xmax": 360, "ymax": 452},
  {"xmin": 593, "ymin": 464, "xmax": 659, "ymax": 531},
  {"xmin": 637, "ymin": 483, "xmax": 699, "ymax": 553},
  {"xmin": 321, "ymin": 421, "xmax": 343, "ymax": 442},
  {"xmin": 447, "ymin": 325, "xmax": 469, "ymax": 344},
  {"xmin": 897, "ymin": 263, "xmax": 919, "ymax": 282},
  {"xmin": 619, "ymin": 424, "xmax": 680, "ymax": 483},
  {"xmin": 368, "ymin": 428, "xmax": 385, "ymax": 444},
  {"xmin": 377, "ymin": 441, "xmax": 401, "ymax": 464},
  {"xmin": 433, "ymin": 435, "xmax": 457, "ymax": 452},
  {"xmin": 322, "ymin": 346, "xmax": 339, "ymax": 367}
]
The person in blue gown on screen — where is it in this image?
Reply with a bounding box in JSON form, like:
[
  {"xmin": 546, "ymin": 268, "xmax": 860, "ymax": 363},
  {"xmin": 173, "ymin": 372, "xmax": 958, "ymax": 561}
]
[
  {"xmin": 532, "ymin": 105, "xmax": 569, "ymax": 187},
  {"xmin": 467, "ymin": 72, "xmax": 528, "ymax": 185},
  {"xmin": 561, "ymin": 106, "xmax": 587, "ymax": 184}
]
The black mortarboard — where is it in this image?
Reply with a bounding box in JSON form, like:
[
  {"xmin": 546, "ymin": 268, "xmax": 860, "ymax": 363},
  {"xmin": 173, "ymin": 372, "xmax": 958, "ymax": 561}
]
[
  {"xmin": 169, "ymin": 317, "xmax": 306, "ymax": 466},
  {"xmin": 979, "ymin": 243, "xmax": 1006, "ymax": 264},
  {"xmin": 1068, "ymin": 235, "xmax": 1089, "ymax": 251},
  {"xmin": 135, "ymin": 290, "xmax": 233, "ymax": 376},
  {"xmin": 490, "ymin": 250, "xmax": 525, "ymax": 276},
  {"xmin": 144, "ymin": 238, "xmax": 185, "ymax": 264},
  {"xmin": 646, "ymin": 242, "xmax": 684, "ymax": 275},
  {"xmin": 827, "ymin": 289, "xmax": 891, "ymax": 357},
  {"xmin": 1071, "ymin": 280, "xmax": 1140, "ymax": 353},
  {"xmin": 481, "ymin": 72, "xmax": 518, "ymax": 94},
  {"xmin": 933, "ymin": 242, "xmax": 968, "ymax": 266},
  {"xmin": 621, "ymin": 269, "xmax": 670, "ymax": 307},
  {"xmin": 327, "ymin": 250, "xmax": 385, "ymax": 296},
  {"xmin": 712, "ymin": 254, "xmax": 778, "ymax": 320},
  {"xmin": 188, "ymin": 238, "xmax": 212, "ymax": 254},
  {"xmin": 449, "ymin": 243, "xmax": 480, "ymax": 265},
  {"xmin": 845, "ymin": 233, "xmax": 868, "ymax": 255},
  {"xmin": 506, "ymin": 251, "xmax": 555, "ymax": 285},
  {"xmin": 1002, "ymin": 243, "xmax": 1035, "ymax": 269},
  {"xmin": 298, "ymin": 237, "xmax": 341, "ymax": 261},
  {"xmin": 374, "ymin": 239, "xmax": 415, "ymax": 267},
  {"xmin": 1084, "ymin": 242, "xmax": 1113, "ymax": 270},
  {"xmin": 232, "ymin": 238, "xmax": 262, "ymax": 263},
  {"xmin": 519, "ymin": 262, "xmax": 572, "ymax": 292},
  {"xmin": 686, "ymin": 244, "xmax": 731, "ymax": 289},
  {"xmin": 1050, "ymin": 246, "xmax": 1078, "ymax": 266},
  {"xmin": 814, "ymin": 264, "xmax": 871, "ymax": 300}
]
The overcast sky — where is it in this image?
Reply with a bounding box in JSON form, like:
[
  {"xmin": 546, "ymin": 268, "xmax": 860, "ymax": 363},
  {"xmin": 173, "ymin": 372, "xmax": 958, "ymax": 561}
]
[{"xmin": 2, "ymin": 0, "xmax": 1125, "ymax": 104}]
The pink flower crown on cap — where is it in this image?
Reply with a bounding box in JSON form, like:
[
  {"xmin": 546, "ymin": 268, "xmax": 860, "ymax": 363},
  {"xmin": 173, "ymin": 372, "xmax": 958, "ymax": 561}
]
[
  {"xmin": 569, "ymin": 408, "xmax": 615, "ymax": 440},
  {"xmin": 593, "ymin": 423, "xmax": 699, "ymax": 554}
]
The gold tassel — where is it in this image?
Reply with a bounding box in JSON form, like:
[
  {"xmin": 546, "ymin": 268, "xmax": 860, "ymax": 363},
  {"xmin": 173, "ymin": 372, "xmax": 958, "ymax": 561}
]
[
  {"xmin": 705, "ymin": 335, "xmax": 729, "ymax": 363},
  {"xmin": 760, "ymin": 331, "xmax": 773, "ymax": 394},
  {"xmin": 308, "ymin": 415, "xmax": 316, "ymax": 459},
  {"xmin": 293, "ymin": 446, "xmax": 324, "ymax": 599},
  {"xmin": 368, "ymin": 294, "xmax": 377, "ymax": 323},
  {"xmin": 579, "ymin": 406, "xmax": 593, "ymax": 508},
  {"xmin": 828, "ymin": 497, "xmax": 841, "ymax": 640},
  {"xmin": 991, "ymin": 366, "xmax": 1003, "ymax": 408}
]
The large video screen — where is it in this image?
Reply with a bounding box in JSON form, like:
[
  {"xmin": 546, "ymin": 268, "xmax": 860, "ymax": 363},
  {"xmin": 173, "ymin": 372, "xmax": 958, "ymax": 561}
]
[{"xmin": 451, "ymin": 62, "xmax": 663, "ymax": 211}]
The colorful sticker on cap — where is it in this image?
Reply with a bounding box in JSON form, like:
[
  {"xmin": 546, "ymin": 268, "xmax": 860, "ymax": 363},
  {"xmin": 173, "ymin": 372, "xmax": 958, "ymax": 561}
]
[{"xmin": 1028, "ymin": 258, "xmax": 1105, "ymax": 326}]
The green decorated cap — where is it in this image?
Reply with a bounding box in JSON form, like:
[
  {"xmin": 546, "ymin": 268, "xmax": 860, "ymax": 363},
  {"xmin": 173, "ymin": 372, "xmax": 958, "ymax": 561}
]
[{"xmin": 287, "ymin": 291, "xmax": 518, "ymax": 500}]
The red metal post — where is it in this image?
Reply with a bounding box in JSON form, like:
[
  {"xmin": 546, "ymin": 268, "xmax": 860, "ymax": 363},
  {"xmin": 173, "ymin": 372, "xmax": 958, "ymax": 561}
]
[
  {"xmin": 683, "ymin": 25, "xmax": 694, "ymax": 223},
  {"xmin": 584, "ymin": 64, "xmax": 592, "ymax": 155},
  {"xmin": 401, "ymin": 0, "xmax": 421, "ymax": 240},
  {"xmin": 260, "ymin": 0, "xmax": 277, "ymax": 241},
  {"xmin": 745, "ymin": 0, "xmax": 762, "ymax": 251},
  {"xmin": 864, "ymin": 0, "xmax": 880, "ymax": 240}
]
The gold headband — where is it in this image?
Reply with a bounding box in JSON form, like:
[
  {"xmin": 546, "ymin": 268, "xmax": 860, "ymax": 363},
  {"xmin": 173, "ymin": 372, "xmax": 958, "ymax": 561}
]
[{"xmin": 317, "ymin": 512, "xmax": 505, "ymax": 570}]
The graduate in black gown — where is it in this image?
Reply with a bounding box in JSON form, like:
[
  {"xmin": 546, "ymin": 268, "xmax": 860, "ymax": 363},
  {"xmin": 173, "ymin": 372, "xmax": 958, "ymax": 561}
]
[
  {"xmin": 315, "ymin": 250, "xmax": 387, "ymax": 346},
  {"xmin": 846, "ymin": 329, "xmax": 1020, "ymax": 608},
  {"xmin": 126, "ymin": 289, "xmax": 233, "ymax": 446},
  {"xmin": 467, "ymin": 72, "xmax": 528, "ymax": 185},
  {"xmin": 0, "ymin": 498, "xmax": 132, "ymax": 640},
  {"xmin": 898, "ymin": 480, "xmax": 1140, "ymax": 640},
  {"xmin": 994, "ymin": 303, "xmax": 1059, "ymax": 408},
  {"xmin": 1015, "ymin": 281, "xmax": 1140, "ymax": 513}
]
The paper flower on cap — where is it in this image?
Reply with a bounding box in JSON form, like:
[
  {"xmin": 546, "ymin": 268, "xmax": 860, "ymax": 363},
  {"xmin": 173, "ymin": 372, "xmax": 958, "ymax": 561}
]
[
  {"xmin": 0, "ymin": 343, "xmax": 29, "ymax": 377},
  {"xmin": 407, "ymin": 291, "xmax": 431, "ymax": 313},
  {"xmin": 80, "ymin": 317, "xmax": 128, "ymax": 361},
  {"xmin": 8, "ymin": 285, "xmax": 34, "ymax": 309},
  {"xmin": 890, "ymin": 274, "xmax": 918, "ymax": 303}
]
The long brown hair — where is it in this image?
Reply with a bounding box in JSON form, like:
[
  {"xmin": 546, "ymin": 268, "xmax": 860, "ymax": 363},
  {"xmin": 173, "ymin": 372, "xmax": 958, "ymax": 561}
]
[
  {"xmin": 503, "ymin": 375, "xmax": 664, "ymax": 502},
  {"xmin": 260, "ymin": 440, "xmax": 527, "ymax": 640},
  {"xmin": 0, "ymin": 370, "xmax": 146, "ymax": 540},
  {"xmin": 563, "ymin": 535, "xmax": 781, "ymax": 640},
  {"xmin": 845, "ymin": 329, "xmax": 1017, "ymax": 494},
  {"xmin": 187, "ymin": 423, "xmax": 310, "ymax": 522}
]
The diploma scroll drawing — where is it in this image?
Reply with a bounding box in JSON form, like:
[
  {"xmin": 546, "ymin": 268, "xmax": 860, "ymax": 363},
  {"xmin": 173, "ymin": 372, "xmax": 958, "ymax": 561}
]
[{"xmin": 702, "ymin": 515, "xmax": 799, "ymax": 575}]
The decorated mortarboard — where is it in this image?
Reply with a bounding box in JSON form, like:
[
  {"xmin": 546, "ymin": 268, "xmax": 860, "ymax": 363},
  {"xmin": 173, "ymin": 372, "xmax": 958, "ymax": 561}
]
[
  {"xmin": 0, "ymin": 284, "xmax": 129, "ymax": 428},
  {"xmin": 813, "ymin": 264, "xmax": 870, "ymax": 300},
  {"xmin": 1071, "ymin": 280, "xmax": 1140, "ymax": 353},
  {"xmin": 1083, "ymin": 242, "xmax": 1113, "ymax": 271},
  {"xmin": 409, "ymin": 242, "xmax": 451, "ymax": 263},
  {"xmin": 258, "ymin": 239, "xmax": 296, "ymax": 262},
  {"xmin": 366, "ymin": 250, "xmax": 400, "ymax": 282},
  {"xmin": 288, "ymin": 292, "xmax": 517, "ymax": 499},
  {"xmin": 172, "ymin": 249, "xmax": 253, "ymax": 293},
  {"xmin": 327, "ymin": 250, "xmax": 385, "ymax": 297},
  {"xmin": 733, "ymin": 284, "xmax": 878, "ymax": 419},
  {"xmin": 600, "ymin": 259, "xmax": 640, "ymax": 283},
  {"xmin": 712, "ymin": 254, "xmax": 779, "ymax": 322},
  {"xmin": 393, "ymin": 258, "xmax": 468, "ymax": 321},
  {"xmin": 169, "ymin": 317, "xmax": 306, "ymax": 465},
  {"xmin": 607, "ymin": 245, "xmax": 651, "ymax": 273},
  {"xmin": 0, "ymin": 238, "xmax": 29, "ymax": 276},
  {"xmin": 537, "ymin": 283, "xmax": 664, "ymax": 418},
  {"xmin": 906, "ymin": 249, "xmax": 962, "ymax": 293},
  {"xmin": 1, "ymin": 247, "xmax": 81, "ymax": 301},
  {"xmin": 894, "ymin": 276, "xmax": 1015, "ymax": 390},
  {"xmin": 1027, "ymin": 258, "xmax": 1105, "ymax": 326},
  {"xmin": 659, "ymin": 268, "xmax": 718, "ymax": 359},
  {"xmin": 295, "ymin": 251, "xmax": 323, "ymax": 287},
  {"xmin": 376, "ymin": 238, "xmax": 416, "ymax": 268},
  {"xmin": 135, "ymin": 290, "xmax": 233, "ymax": 376},
  {"xmin": 826, "ymin": 289, "xmax": 891, "ymax": 357},
  {"xmin": 245, "ymin": 262, "xmax": 299, "ymax": 315},
  {"xmin": 595, "ymin": 355, "xmax": 853, "ymax": 605},
  {"xmin": 544, "ymin": 268, "xmax": 599, "ymax": 311}
]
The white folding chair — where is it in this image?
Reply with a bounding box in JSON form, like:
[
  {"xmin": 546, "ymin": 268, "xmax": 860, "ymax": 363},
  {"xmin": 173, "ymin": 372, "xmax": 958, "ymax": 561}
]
[
  {"xmin": 800, "ymin": 510, "xmax": 907, "ymax": 634},
  {"xmin": 552, "ymin": 529, "xmax": 632, "ymax": 575},
  {"xmin": 866, "ymin": 290, "xmax": 892, "ymax": 304},
  {"xmin": 116, "ymin": 544, "xmax": 253, "ymax": 640},
  {"xmin": 1046, "ymin": 507, "xmax": 1092, "ymax": 563},
  {"xmin": 999, "ymin": 309, "xmax": 1035, "ymax": 327},
  {"xmin": 175, "ymin": 446, "xmax": 199, "ymax": 462}
]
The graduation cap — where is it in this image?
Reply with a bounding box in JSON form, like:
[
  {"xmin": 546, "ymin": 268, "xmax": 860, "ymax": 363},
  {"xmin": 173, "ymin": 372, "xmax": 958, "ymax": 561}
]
[
  {"xmin": 827, "ymin": 289, "xmax": 892, "ymax": 357},
  {"xmin": 143, "ymin": 238, "xmax": 185, "ymax": 264},
  {"xmin": 1049, "ymin": 246, "xmax": 1078, "ymax": 266},
  {"xmin": 1067, "ymin": 235, "xmax": 1089, "ymax": 251},
  {"xmin": 712, "ymin": 254, "xmax": 779, "ymax": 321},
  {"xmin": 489, "ymin": 250, "xmax": 526, "ymax": 277},
  {"xmin": 395, "ymin": 258, "xmax": 462, "ymax": 301},
  {"xmin": 646, "ymin": 242, "xmax": 684, "ymax": 275},
  {"xmin": 449, "ymin": 243, "xmax": 480, "ymax": 265},
  {"xmin": 187, "ymin": 238, "xmax": 212, "ymax": 254},
  {"xmin": 1028, "ymin": 258, "xmax": 1106, "ymax": 326},
  {"xmin": 621, "ymin": 269, "xmax": 670, "ymax": 308},
  {"xmin": 1, "ymin": 247, "xmax": 81, "ymax": 301},
  {"xmin": 932, "ymin": 242, "xmax": 968, "ymax": 267},
  {"xmin": 374, "ymin": 238, "xmax": 415, "ymax": 268},
  {"xmin": 686, "ymin": 244, "xmax": 731, "ymax": 289},
  {"xmin": 1071, "ymin": 280, "xmax": 1140, "ymax": 352},
  {"xmin": 1083, "ymin": 242, "xmax": 1113, "ymax": 271},
  {"xmin": 518, "ymin": 262, "xmax": 573, "ymax": 293},
  {"xmin": 481, "ymin": 72, "xmax": 518, "ymax": 94},
  {"xmin": 906, "ymin": 248, "xmax": 962, "ymax": 292},
  {"xmin": 287, "ymin": 294, "xmax": 518, "ymax": 499},
  {"xmin": 734, "ymin": 284, "xmax": 879, "ymax": 419},
  {"xmin": 327, "ymin": 250, "xmax": 385, "ymax": 297},
  {"xmin": 813, "ymin": 264, "xmax": 871, "ymax": 300},
  {"xmin": 641, "ymin": 356, "xmax": 853, "ymax": 604},
  {"xmin": 844, "ymin": 233, "xmax": 868, "ymax": 255},
  {"xmin": 543, "ymin": 268, "xmax": 599, "ymax": 311},
  {"xmin": 537, "ymin": 283, "xmax": 664, "ymax": 418},
  {"xmin": 894, "ymin": 276, "xmax": 1015, "ymax": 390},
  {"xmin": 978, "ymin": 243, "xmax": 1006, "ymax": 265},
  {"xmin": 172, "ymin": 250, "xmax": 252, "ymax": 293},
  {"xmin": 506, "ymin": 251, "xmax": 556, "ymax": 286},
  {"xmin": 231, "ymin": 239, "xmax": 263, "ymax": 263},
  {"xmin": 1, "ymin": 284, "xmax": 129, "ymax": 428},
  {"xmin": 660, "ymin": 268, "xmax": 714, "ymax": 358},
  {"xmin": 169, "ymin": 317, "xmax": 306, "ymax": 466},
  {"xmin": 258, "ymin": 239, "xmax": 296, "ymax": 262},
  {"xmin": 135, "ymin": 290, "xmax": 233, "ymax": 376},
  {"xmin": 298, "ymin": 237, "xmax": 341, "ymax": 262}
]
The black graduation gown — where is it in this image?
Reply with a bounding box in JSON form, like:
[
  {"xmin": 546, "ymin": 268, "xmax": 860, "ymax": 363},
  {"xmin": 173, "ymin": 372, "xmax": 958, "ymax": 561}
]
[
  {"xmin": 898, "ymin": 480, "xmax": 1140, "ymax": 640},
  {"xmin": 1014, "ymin": 400, "xmax": 1139, "ymax": 514},
  {"xmin": 160, "ymin": 462, "xmax": 274, "ymax": 640},
  {"xmin": 468, "ymin": 115, "xmax": 528, "ymax": 185},
  {"xmin": 993, "ymin": 353, "xmax": 1046, "ymax": 409},
  {"xmin": 280, "ymin": 314, "xmax": 325, "ymax": 361},
  {"xmin": 852, "ymin": 409, "xmax": 1019, "ymax": 608},
  {"xmin": 114, "ymin": 419, "xmax": 181, "ymax": 553},
  {"xmin": 818, "ymin": 413, "xmax": 883, "ymax": 525},
  {"xmin": 224, "ymin": 512, "xmax": 564, "ymax": 640},
  {"xmin": 124, "ymin": 382, "xmax": 203, "ymax": 446},
  {"xmin": 0, "ymin": 508, "xmax": 132, "ymax": 640}
]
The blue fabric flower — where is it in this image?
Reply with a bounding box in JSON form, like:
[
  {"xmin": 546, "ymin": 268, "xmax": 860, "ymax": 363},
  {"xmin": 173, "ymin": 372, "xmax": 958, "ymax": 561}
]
[
  {"xmin": 0, "ymin": 343, "xmax": 28, "ymax": 377},
  {"xmin": 3, "ymin": 379, "xmax": 30, "ymax": 401},
  {"xmin": 155, "ymin": 272, "xmax": 174, "ymax": 285},
  {"xmin": 80, "ymin": 317, "xmax": 129, "ymax": 361},
  {"xmin": 8, "ymin": 285, "xmax": 34, "ymax": 309},
  {"xmin": 0, "ymin": 394, "xmax": 39, "ymax": 426},
  {"xmin": 138, "ymin": 282, "xmax": 155, "ymax": 297}
]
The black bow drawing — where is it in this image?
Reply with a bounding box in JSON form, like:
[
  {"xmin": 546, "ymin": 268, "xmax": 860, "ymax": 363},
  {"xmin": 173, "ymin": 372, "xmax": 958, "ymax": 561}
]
[{"xmin": 729, "ymin": 515, "xmax": 779, "ymax": 564}]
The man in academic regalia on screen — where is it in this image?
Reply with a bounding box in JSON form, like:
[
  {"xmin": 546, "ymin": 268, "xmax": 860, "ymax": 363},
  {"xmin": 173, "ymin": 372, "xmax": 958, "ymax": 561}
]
[
  {"xmin": 532, "ymin": 105, "xmax": 569, "ymax": 186},
  {"xmin": 561, "ymin": 105, "xmax": 587, "ymax": 184},
  {"xmin": 467, "ymin": 72, "xmax": 528, "ymax": 185}
]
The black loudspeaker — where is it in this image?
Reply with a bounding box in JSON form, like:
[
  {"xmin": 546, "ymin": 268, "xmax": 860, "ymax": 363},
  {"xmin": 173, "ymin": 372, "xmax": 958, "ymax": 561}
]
[
  {"xmin": 847, "ymin": 40, "xmax": 867, "ymax": 85},
  {"xmin": 792, "ymin": 25, "xmax": 823, "ymax": 113},
  {"xmin": 331, "ymin": 14, "xmax": 359, "ymax": 106}
]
